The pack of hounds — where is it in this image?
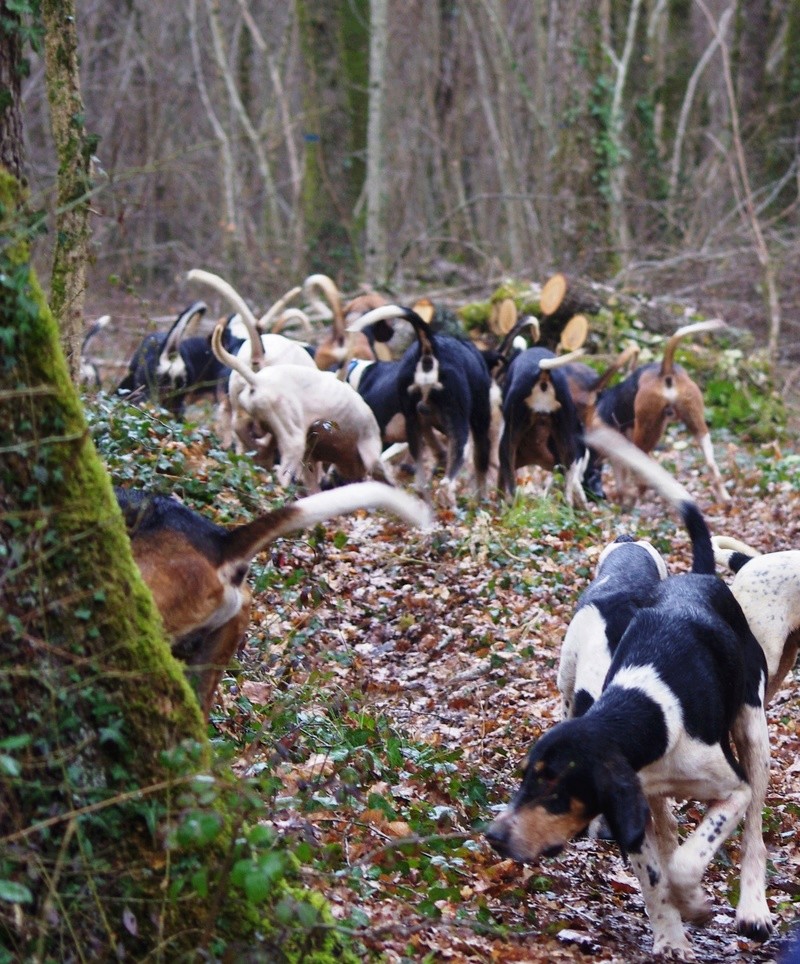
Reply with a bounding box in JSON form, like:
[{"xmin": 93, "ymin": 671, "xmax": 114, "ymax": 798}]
[{"xmin": 84, "ymin": 274, "xmax": 798, "ymax": 959}]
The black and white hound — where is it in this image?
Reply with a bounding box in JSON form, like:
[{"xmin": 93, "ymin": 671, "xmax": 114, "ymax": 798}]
[
  {"xmin": 498, "ymin": 346, "xmax": 589, "ymax": 507},
  {"xmin": 713, "ymin": 536, "xmax": 800, "ymax": 703},
  {"xmin": 345, "ymin": 303, "xmax": 492, "ymax": 504},
  {"xmin": 488, "ymin": 425, "xmax": 772, "ymax": 958},
  {"xmin": 558, "ymin": 463, "xmax": 715, "ymax": 721}
]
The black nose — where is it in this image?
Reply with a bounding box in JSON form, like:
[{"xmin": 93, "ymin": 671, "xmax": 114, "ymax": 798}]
[{"xmin": 485, "ymin": 824, "xmax": 509, "ymax": 856}]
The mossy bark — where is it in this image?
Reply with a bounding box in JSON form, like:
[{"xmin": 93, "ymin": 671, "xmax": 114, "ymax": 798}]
[
  {"xmin": 295, "ymin": 0, "xmax": 367, "ymax": 279},
  {"xmin": 41, "ymin": 0, "xmax": 94, "ymax": 383},
  {"xmin": 0, "ymin": 168, "xmax": 358, "ymax": 961},
  {"xmin": 0, "ymin": 168, "xmax": 210, "ymax": 956}
]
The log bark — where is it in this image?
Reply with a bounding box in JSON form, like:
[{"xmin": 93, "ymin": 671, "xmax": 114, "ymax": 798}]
[{"xmin": 540, "ymin": 272, "xmax": 605, "ymax": 321}]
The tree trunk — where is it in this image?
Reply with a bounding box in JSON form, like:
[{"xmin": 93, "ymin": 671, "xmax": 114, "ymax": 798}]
[
  {"xmin": 0, "ymin": 167, "xmax": 357, "ymax": 960},
  {"xmin": 0, "ymin": 3, "xmax": 25, "ymax": 180},
  {"xmin": 365, "ymin": 0, "xmax": 387, "ymax": 282},
  {"xmin": 0, "ymin": 167, "xmax": 212, "ymax": 955},
  {"xmin": 42, "ymin": 0, "xmax": 94, "ymax": 384}
]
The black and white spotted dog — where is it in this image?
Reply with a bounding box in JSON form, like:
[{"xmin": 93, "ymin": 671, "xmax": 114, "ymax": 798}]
[
  {"xmin": 558, "ymin": 470, "xmax": 715, "ymax": 721},
  {"xmin": 713, "ymin": 536, "xmax": 800, "ymax": 703},
  {"xmin": 488, "ymin": 425, "xmax": 773, "ymax": 958}
]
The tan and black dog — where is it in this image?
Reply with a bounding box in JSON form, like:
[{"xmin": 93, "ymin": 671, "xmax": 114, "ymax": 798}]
[
  {"xmin": 117, "ymin": 482, "xmax": 429, "ymax": 716},
  {"xmin": 593, "ymin": 319, "xmax": 729, "ymax": 501}
]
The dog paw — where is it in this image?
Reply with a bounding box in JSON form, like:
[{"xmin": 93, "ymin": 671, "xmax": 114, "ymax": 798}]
[
  {"xmin": 735, "ymin": 912, "xmax": 773, "ymax": 943},
  {"xmin": 652, "ymin": 934, "xmax": 694, "ymax": 961}
]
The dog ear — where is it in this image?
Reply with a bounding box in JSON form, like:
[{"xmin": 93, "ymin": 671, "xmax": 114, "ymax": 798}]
[{"xmin": 594, "ymin": 755, "xmax": 650, "ymax": 856}]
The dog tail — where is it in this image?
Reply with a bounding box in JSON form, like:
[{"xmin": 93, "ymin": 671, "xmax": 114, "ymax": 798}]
[
  {"xmin": 304, "ymin": 273, "xmax": 345, "ymax": 337},
  {"xmin": 711, "ymin": 535, "xmax": 760, "ymax": 573},
  {"xmin": 589, "ymin": 342, "xmax": 640, "ymax": 393},
  {"xmin": 538, "ymin": 347, "xmax": 586, "ymax": 370},
  {"xmin": 257, "ymin": 285, "xmax": 303, "ymax": 332},
  {"xmin": 220, "ymin": 481, "xmax": 432, "ymax": 566},
  {"xmin": 82, "ymin": 313, "xmax": 111, "ymax": 353},
  {"xmin": 189, "ymin": 268, "xmax": 265, "ymax": 366},
  {"xmin": 660, "ymin": 318, "xmax": 726, "ymax": 377},
  {"xmin": 211, "ymin": 322, "xmax": 258, "ymax": 387},
  {"xmin": 346, "ymin": 304, "xmax": 439, "ymax": 358},
  {"xmin": 157, "ymin": 300, "xmax": 207, "ymax": 372},
  {"xmin": 585, "ymin": 424, "xmax": 714, "ymax": 574}
]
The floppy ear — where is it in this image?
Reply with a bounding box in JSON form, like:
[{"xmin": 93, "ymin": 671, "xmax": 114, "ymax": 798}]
[{"xmin": 594, "ymin": 756, "xmax": 650, "ymax": 856}]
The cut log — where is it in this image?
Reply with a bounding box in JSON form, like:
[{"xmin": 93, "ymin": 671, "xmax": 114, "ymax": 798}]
[
  {"xmin": 558, "ymin": 314, "xmax": 589, "ymax": 352},
  {"xmin": 490, "ymin": 297, "xmax": 519, "ymax": 336},
  {"xmin": 540, "ymin": 272, "xmax": 605, "ymax": 321}
]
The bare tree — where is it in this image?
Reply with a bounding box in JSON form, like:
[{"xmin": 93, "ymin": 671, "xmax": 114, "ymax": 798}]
[
  {"xmin": 365, "ymin": 0, "xmax": 388, "ymax": 282},
  {"xmin": 41, "ymin": 0, "xmax": 94, "ymax": 382}
]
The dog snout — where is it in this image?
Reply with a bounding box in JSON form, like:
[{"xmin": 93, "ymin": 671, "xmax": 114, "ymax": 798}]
[{"xmin": 485, "ymin": 820, "xmax": 510, "ymax": 856}]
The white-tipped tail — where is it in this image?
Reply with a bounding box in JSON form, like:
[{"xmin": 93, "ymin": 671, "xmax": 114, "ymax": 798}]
[
  {"xmin": 258, "ymin": 285, "xmax": 302, "ymax": 331},
  {"xmin": 538, "ymin": 347, "xmax": 586, "ymax": 370},
  {"xmin": 346, "ymin": 304, "xmax": 407, "ymax": 333},
  {"xmin": 188, "ymin": 269, "xmax": 261, "ymax": 339},
  {"xmin": 711, "ymin": 535, "xmax": 760, "ymax": 570},
  {"xmin": 282, "ymin": 482, "xmax": 432, "ymax": 535},
  {"xmin": 673, "ymin": 318, "xmax": 727, "ymax": 339}
]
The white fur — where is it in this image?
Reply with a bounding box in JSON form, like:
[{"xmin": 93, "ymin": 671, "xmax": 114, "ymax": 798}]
[
  {"xmin": 718, "ymin": 547, "xmax": 800, "ymax": 699},
  {"xmin": 218, "ymin": 339, "xmax": 388, "ymax": 490}
]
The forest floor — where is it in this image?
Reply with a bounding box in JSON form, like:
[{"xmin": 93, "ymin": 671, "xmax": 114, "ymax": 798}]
[{"xmin": 182, "ymin": 429, "xmax": 800, "ymax": 964}]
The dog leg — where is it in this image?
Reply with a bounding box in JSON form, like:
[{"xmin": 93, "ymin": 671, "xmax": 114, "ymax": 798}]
[
  {"xmin": 667, "ymin": 785, "xmax": 752, "ymax": 908},
  {"xmin": 649, "ymin": 797, "xmax": 712, "ymax": 923},
  {"xmin": 730, "ymin": 704, "xmax": 773, "ymax": 940},
  {"xmin": 629, "ymin": 830, "xmax": 692, "ymax": 958},
  {"xmin": 564, "ymin": 449, "xmax": 589, "ymax": 509},
  {"xmin": 675, "ymin": 382, "xmax": 730, "ymax": 502}
]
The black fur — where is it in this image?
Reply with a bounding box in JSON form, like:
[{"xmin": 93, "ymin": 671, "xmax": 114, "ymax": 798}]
[
  {"xmin": 492, "ymin": 571, "xmax": 767, "ymax": 854},
  {"xmin": 394, "ymin": 308, "xmax": 492, "ymax": 490},
  {"xmin": 498, "ymin": 348, "xmax": 586, "ymax": 496},
  {"xmin": 116, "ymin": 302, "xmax": 236, "ymax": 414},
  {"xmin": 115, "ymin": 488, "xmax": 230, "ymax": 568},
  {"xmin": 347, "ymin": 358, "xmax": 404, "ymax": 441}
]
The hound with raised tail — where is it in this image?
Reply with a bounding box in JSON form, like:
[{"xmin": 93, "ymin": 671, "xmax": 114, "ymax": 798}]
[
  {"xmin": 116, "ymin": 301, "xmax": 222, "ymax": 413},
  {"xmin": 210, "ymin": 323, "xmax": 388, "ymax": 490},
  {"xmin": 498, "ymin": 346, "xmax": 589, "ymax": 508},
  {"xmin": 487, "ymin": 425, "xmax": 772, "ymax": 958},
  {"xmin": 351, "ymin": 304, "xmax": 492, "ymax": 504},
  {"xmin": 188, "ymin": 269, "xmax": 314, "ymax": 451},
  {"xmin": 594, "ymin": 319, "xmax": 730, "ymax": 502},
  {"xmin": 713, "ymin": 535, "xmax": 800, "ymax": 703},
  {"xmin": 118, "ymin": 482, "xmax": 430, "ymax": 716}
]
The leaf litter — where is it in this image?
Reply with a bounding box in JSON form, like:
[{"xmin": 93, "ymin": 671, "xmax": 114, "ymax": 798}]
[{"xmin": 212, "ymin": 432, "xmax": 799, "ymax": 963}]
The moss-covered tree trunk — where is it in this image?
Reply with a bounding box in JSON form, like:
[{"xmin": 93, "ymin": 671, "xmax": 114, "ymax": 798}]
[
  {"xmin": 0, "ymin": 168, "xmax": 215, "ymax": 955},
  {"xmin": 41, "ymin": 0, "xmax": 94, "ymax": 383}
]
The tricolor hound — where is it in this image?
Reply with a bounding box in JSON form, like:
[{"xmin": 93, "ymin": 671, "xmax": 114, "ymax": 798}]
[
  {"xmin": 487, "ymin": 426, "xmax": 772, "ymax": 958},
  {"xmin": 118, "ymin": 482, "xmax": 429, "ymax": 716}
]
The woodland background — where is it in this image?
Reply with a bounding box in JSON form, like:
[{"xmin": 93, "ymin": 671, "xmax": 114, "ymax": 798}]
[
  {"xmin": 2, "ymin": 1, "xmax": 799, "ymax": 962},
  {"xmin": 18, "ymin": 0, "xmax": 800, "ymax": 368}
]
